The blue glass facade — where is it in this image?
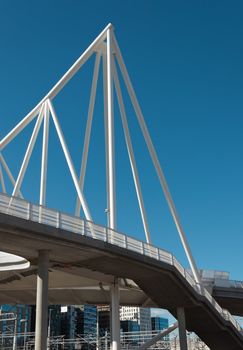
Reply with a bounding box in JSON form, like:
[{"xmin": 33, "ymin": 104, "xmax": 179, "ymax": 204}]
[
  {"xmin": 83, "ymin": 305, "xmax": 97, "ymax": 336},
  {"xmin": 120, "ymin": 320, "xmax": 140, "ymax": 332},
  {"xmin": 151, "ymin": 316, "xmax": 169, "ymax": 331},
  {"xmin": 0, "ymin": 304, "xmax": 31, "ymax": 334},
  {"xmin": 75, "ymin": 305, "xmax": 97, "ymax": 336},
  {"xmin": 151, "ymin": 316, "xmax": 169, "ymax": 341}
]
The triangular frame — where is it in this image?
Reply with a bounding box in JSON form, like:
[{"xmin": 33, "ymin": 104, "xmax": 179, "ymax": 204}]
[{"xmin": 0, "ymin": 24, "xmax": 201, "ymax": 285}]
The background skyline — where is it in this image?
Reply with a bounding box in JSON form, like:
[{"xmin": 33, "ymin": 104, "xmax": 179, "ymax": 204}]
[{"xmin": 0, "ymin": 1, "xmax": 243, "ymax": 284}]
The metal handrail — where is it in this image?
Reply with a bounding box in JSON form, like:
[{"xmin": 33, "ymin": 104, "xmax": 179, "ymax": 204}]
[{"xmin": 0, "ymin": 192, "xmax": 241, "ymax": 332}]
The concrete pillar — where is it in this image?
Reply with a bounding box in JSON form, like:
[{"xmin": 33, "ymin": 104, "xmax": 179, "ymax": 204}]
[
  {"xmin": 110, "ymin": 278, "xmax": 120, "ymax": 350},
  {"xmin": 177, "ymin": 307, "xmax": 188, "ymax": 350},
  {"xmin": 35, "ymin": 250, "xmax": 49, "ymax": 350}
]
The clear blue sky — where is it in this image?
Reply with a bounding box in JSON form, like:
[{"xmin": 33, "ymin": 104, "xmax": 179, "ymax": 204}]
[{"xmin": 1, "ymin": 1, "xmax": 243, "ymax": 281}]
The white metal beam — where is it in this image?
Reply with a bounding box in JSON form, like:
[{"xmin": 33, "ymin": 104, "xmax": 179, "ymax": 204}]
[
  {"xmin": 112, "ymin": 33, "xmax": 201, "ymax": 285},
  {"xmin": 106, "ymin": 27, "xmax": 116, "ymax": 230},
  {"xmin": 0, "ymin": 107, "xmax": 41, "ymax": 152},
  {"xmin": 0, "ymin": 23, "xmax": 113, "ymax": 151},
  {"xmin": 47, "ymin": 99, "xmax": 92, "ymax": 222},
  {"xmin": 40, "ymin": 101, "xmax": 50, "ymax": 206},
  {"xmin": 102, "ymin": 51, "xmax": 110, "ymax": 227},
  {"xmin": 138, "ymin": 322, "xmax": 178, "ymax": 350},
  {"xmin": 0, "ymin": 153, "xmax": 23, "ymax": 198},
  {"xmin": 12, "ymin": 103, "xmax": 45, "ymax": 199},
  {"xmin": 75, "ymin": 52, "xmax": 101, "ymax": 216},
  {"xmin": 113, "ymin": 62, "xmax": 151, "ymax": 244}
]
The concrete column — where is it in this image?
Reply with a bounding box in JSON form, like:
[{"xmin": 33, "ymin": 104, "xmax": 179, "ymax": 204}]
[
  {"xmin": 177, "ymin": 307, "xmax": 188, "ymax": 350},
  {"xmin": 110, "ymin": 278, "xmax": 120, "ymax": 350},
  {"xmin": 35, "ymin": 250, "xmax": 49, "ymax": 350}
]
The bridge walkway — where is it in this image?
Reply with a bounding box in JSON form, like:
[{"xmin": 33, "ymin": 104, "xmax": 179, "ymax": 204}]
[{"xmin": 0, "ymin": 192, "xmax": 243, "ymax": 350}]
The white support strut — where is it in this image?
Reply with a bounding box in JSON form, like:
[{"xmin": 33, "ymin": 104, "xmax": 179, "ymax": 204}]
[
  {"xmin": 40, "ymin": 101, "xmax": 50, "ymax": 206},
  {"xmin": 138, "ymin": 322, "xmax": 178, "ymax": 350},
  {"xmin": 102, "ymin": 51, "xmax": 110, "ymax": 227},
  {"xmin": 113, "ymin": 62, "xmax": 151, "ymax": 244},
  {"xmin": 112, "ymin": 33, "xmax": 201, "ymax": 284},
  {"xmin": 75, "ymin": 52, "xmax": 101, "ymax": 216},
  {"xmin": 12, "ymin": 103, "xmax": 45, "ymax": 199},
  {"xmin": 47, "ymin": 99, "xmax": 92, "ymax": 222},
  {"xmin": 106, "ymin": 26, "xmax": 116, "ymax": 230},
  {"xmin": 0, "ymin": 153, "xmax": 23, "ymax": 198},
  {"xmin": 0, "ymin": 24, "xmax": 200, "ymax": 286},
  {"xmin": 0, "ymin": 24, "xmax": 113, "ymax": 151}
]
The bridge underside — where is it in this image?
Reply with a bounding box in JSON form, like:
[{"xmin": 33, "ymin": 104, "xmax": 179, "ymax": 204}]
[
  {"xmin": 0, "ymin": 212, "xmax": 243, "ymax": 350},
  {"xmin": 212, "ymin": 288, "xmax": 243, "ymax": 317},
  {"xmin": 0, "ymin": 265, "xmax": 156, "ymax": 306}
]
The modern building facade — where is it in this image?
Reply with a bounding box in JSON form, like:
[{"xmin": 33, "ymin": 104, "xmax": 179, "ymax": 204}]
[
  {"xmin": 120, "ymin": 307, "xmax": 151, "ymax": 332},
  {"xmin": 120, "ymin": 320, "xmax": 140, "ymax": 332},
  {"xmin": 98, "ymin": 306, "xmax": 110, "ymax": 336},
  {"xmin": 60, "ymin": 305, "xmax": 77, "ymax": 340},
  {"xmin": 0, "ymin": 304, "xmax": 31, "ymax": 334},
  {"xmin": 151, "ymin": 316, "xmax": 169, "ymax": 331},
  {"xmin": 75, "ymin": 305, "xmax": 97, "ymax": 337}
]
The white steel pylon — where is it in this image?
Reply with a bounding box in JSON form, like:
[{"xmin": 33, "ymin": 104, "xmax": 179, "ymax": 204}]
[{"xmin": 0, "ymin": 24, "xmax": 201, "ymax": 283}]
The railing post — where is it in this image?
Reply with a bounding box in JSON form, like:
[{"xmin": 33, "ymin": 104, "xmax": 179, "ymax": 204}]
[
  {"xmin": 56, "ymin": 211, "xmax": 60, "ymax": 229},
  {"xmin": 142, "ymin": 242, "xmax": 145, "ymax": 255},
  {"xmin": 27, "ymin": 202, "xmax": 31, "ymax": 220},
  {"xmin": 83, "ymin": 220, "xmax": 87, "ymax": 235},
  {"xmin": 196, "ymin": 282, "xmax": 202, "ymax": 295},
  {"xmin": 124, "ymin": 234, "xmax": 127, "ymax": 249}
]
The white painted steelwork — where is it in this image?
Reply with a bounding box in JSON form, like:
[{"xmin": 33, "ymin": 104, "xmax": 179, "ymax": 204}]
[
  {"xmin": 75, "ymin": 52, "xmax": 101, "ymax": 217},
  {"xmin": 0, "ymin": 25, "xmax": 201, "ymax": 286},
  {"xmin": 0, "ymin": 25, "xmax": 201, "ymax": 284}
]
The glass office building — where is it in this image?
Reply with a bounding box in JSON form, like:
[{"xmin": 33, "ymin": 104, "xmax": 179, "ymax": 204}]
[
  {"xmin": 151, "ymin": 316, "xmax": 169, "ymax": 331},
  {"xmin": 75, "ymin": 305, "xmax": 97, "ymax": 337}
]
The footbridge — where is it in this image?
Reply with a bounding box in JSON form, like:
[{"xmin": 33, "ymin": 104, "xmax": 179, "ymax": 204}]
[
  {"xmin": 197, "ymin": 270, "xmax": 243, "ymax": 317},
  {"xmin": 0, "ymin": 24, "xmax": 242, "ymax": 350},
  {"xmin": 0, "ymin": 193, "xmax": 243, "ymax": 350}
]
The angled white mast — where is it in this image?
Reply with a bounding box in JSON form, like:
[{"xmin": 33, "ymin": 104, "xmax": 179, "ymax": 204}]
[
  {"xmin": 113, "ymin": 63, "xmax": 151, "ymax": 244},
  {"xmin": 12, "ymin": 104, "xmax": 45, "ymax": 198},
  {"xmin": 47, "ymin": 99, "xmax": 92, "ymax": 222},
  {"xmin": 75, "ymin": 52, "xmax": 101, "ymax": 217},
  {"xmin": 0, "ymin": 153, "xmax": 23, "ymax": 198},
  {"xmin": 40, "ymin": 101, "xmax": 50, "ymax": 206}
]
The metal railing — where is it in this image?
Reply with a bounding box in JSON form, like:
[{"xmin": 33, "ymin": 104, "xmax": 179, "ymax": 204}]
[{"xmin": 0, "ymin": 192, "xmax": 241, "ymax": 332}]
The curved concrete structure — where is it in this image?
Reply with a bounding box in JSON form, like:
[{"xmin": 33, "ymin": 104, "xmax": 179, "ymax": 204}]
[
  {"xmin": 0, "ymin": 193, "xmax": 243, "ymax": 350},
  {"xmin": 0, "ymin": 251, "xmax": 30, "ymax": 271}
]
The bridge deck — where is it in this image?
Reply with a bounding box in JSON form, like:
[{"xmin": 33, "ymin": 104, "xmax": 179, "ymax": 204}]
[{"xmin": 0, "ymin": 193, "xmax": 243, "ymax": 350}]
